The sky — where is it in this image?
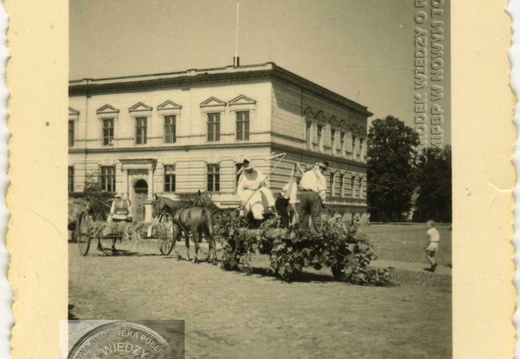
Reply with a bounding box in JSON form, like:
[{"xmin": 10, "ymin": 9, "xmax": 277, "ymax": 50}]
[{"xmin": 70, "ymin": 0, "xmax": 451, "ymax": 144}]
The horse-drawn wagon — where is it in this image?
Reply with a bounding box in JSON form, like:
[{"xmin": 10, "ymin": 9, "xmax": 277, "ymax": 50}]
[
  {"xmin": 72, "ymin": 190, "xmax": 389, "ymax": 285},
  {"xmin": 150, "ymin": 191, "xmax": 390, "ymax": 285},
  {"xmin": 74, "ymin": 199, "xmax": 178, "ymax": 256}
]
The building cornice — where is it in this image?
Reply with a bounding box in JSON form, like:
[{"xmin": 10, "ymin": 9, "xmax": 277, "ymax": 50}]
[
  {"xmin": 270, "ymin": 66, "xmax": 372, "ymax": 117},
  {"xmin": 69, "ymin": 62, "xmax": 372, "ymax": 117}
]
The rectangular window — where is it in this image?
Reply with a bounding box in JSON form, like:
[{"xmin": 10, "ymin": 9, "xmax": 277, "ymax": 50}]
[
  {"xmin": 164, "ymin": 165, "xmax": 176, "ymax": 192},
  {"xmin": 207, "ymin": 164, "xmax": 220, "ymax": 192},
  {"xmin": 340, "ymin": 174, "xmax": 345, "ymax": 198},
  {"xmin": 306, "ymin": 122, "xmax": 312, "ymax": 148},
  {"xmin": 207, "ymin": 113, "xmax": 221, "ymax": 141},
  {"xmin": 236, "ymin": 111, "xmax": 250, "ymax": 140},
  {"xmin": 68, "ymin": 166, "xmax": 74, "ymax": 193},
  {"xmin": 100, "ymin": 166, "xmax": 116, "ymax": 193},
  {"xmin": 330, "ymin": 130, "xmax": 336, "ymax": 152},
  {"xmin": 330, "ymin": 173, "xmax": 336, "ymax": 197},
  {"xmin": 135, "ymin": 117, "xmax": 147, "ymax": 144},
  {"xmin": 351, "ymin": 176, "xmax": 357, "ymax": 198},
  {"xmin": 68, "ymin": 120, "xmax": 75, "ymax": 147},
  {"xmin": 164, "ymin": 115, "xmax": 176, "ymax": 143},
  {"xmin": 102, "ymin": 118, "xmax": 114, "ymax": 146},
  {"xmin": 317, "ymin": 125, "xmax": 323, "ymax": 150},
  {"xmin": 235, "ymin": 163, "xmax": 244, "ymax": 192},
  {"xmin": 352, "ymin": 135, "xmax": 357, "ymax": 155}
]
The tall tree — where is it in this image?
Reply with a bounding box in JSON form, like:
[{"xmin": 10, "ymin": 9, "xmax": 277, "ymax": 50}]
[
  {"xmin": 367, "ymin": 116, "xmax": 419, "ymax": 222},
  {"xmin": 414, "ymin": 146, "xmax": 452, "ymax": 222}
]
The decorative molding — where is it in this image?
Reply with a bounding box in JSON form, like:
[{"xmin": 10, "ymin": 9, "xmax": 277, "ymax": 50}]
[
  {"xmin": 157, "ymin": 100, "xmax": 182, "ymax": 111},
  {"xmin": 128, "ymin": 169, "xmax": 149, "ymax": 176},
  {"xmin": 69, "ymin": 107, "xmax": 80, "ymax": 116},
  {"xmin": 229, "ymin": 94, "xmax": 256, "ymax": 105},
  {"xmin": 96, "ymin": 104, "xmax": 120, "ymax": 115},
  {"xmin": 303, "ymin": 107, "xmax": 315, "ymax": 119},
  {"xmin": 69, "ymin": 107, "xmax": 80, "ymax": 122},
  {"xmin": 120, "ymin": 158, "xmax": 157, "ymax": 172},
  {"xmin": 200, "ymin": 97, "xmax": 227, "ymax": 107},
  {"xmin": 315, "ymin": 111, "xmax": 326, "ymax": 122},
  {"xmin": 129, "ymin": 102, "xmax": 153, "ymax": 112}
]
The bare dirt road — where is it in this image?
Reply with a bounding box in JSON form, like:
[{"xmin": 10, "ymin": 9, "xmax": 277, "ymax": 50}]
[{"xmin": 69, "ymin": 242, "xmax": 451, "ymax": 359}]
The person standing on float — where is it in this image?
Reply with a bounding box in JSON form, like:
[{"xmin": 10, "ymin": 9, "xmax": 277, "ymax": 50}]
[{"xmin": 299, "ymin": 161, "xmax": 329, "ymax": 230}]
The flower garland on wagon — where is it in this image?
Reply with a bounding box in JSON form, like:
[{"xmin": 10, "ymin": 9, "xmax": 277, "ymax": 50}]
[{"xmin": 213, "ymin": 211, "xmax": 391, "ymax": 286}]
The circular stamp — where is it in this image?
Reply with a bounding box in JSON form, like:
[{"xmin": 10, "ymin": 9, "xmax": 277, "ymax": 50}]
[{"xmin": 67, "ymin": 321, "xmax": 176, "ymax": 359}]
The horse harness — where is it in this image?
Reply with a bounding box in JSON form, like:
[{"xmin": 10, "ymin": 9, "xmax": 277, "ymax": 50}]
[{"xmin": 158, "ymin": 199, "xmax": 191, "ymax": 237}]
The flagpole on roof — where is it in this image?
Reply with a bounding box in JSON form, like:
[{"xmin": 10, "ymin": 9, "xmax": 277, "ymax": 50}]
[{"xmin": 234, "ymin": 3, "xmax": 240, "ymax": 67}]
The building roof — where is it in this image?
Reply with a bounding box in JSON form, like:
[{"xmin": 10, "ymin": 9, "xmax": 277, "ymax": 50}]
[{"xmin": 69, "ymin": 62, "xmax": 372, "ymax": 116}]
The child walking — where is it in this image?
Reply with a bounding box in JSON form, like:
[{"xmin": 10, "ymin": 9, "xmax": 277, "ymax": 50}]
[{"xmin": 425, "ymin": 220, "xmax": 440, "ymax": 272}]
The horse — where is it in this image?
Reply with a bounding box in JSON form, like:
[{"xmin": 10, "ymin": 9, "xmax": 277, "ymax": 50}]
[
  {"xmin": 192, "ymin": 190, "xmax": 217, "ymax": 209},
  {"xmin": 68, "ymin": 196, "xmax": 115, "ymax": 251},
  {"xmin": 152, "ymin": 191, "xmax": 216, "ymax": 263}
]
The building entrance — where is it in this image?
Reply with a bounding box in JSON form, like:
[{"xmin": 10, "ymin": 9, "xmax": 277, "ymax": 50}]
[{"xmin": 133, "ymin": 179, "xmax": 148, "ymax": 222}]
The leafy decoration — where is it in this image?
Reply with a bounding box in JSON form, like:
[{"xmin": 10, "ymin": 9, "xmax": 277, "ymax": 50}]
[{"xmin": 214, "ymin": 213, "xmax": 391, "ymax": 286}]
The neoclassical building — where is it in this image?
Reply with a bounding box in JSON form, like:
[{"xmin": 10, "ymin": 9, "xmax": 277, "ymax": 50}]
[{"xmin": 68, "ymin": 62, "xmax": 370, "ymax": 222}]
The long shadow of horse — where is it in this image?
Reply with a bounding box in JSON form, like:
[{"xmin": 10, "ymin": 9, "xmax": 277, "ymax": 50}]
[{"xmin": 93, "ymin": 247, "xmax": 166, "ymax": 257}]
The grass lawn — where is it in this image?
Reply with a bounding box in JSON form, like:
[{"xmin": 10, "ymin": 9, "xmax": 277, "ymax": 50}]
[{"xmin": 359, "ymin": 223, "xmax": 452, "ymax": 266}]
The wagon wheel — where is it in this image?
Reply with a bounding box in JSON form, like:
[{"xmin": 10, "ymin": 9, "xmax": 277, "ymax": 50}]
[
  {"xmin": 77, "ymin": 212, "xmax": 92, "ymax": 256},
  {"xmin": 158, "ymin": 213, "xmax": 178, "ymax": 255}
]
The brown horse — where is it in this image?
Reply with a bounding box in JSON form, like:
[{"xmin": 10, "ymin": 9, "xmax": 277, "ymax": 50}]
[
  {"xmin": 68, "ymin": 197, "xmax": 114, "ymax": 251},
  {"xmin": 152, "ymin": 191, "xmax": 216, "ymax": 263}
]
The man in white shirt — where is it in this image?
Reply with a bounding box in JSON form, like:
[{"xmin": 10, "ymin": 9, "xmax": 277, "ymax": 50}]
[
  {"xmin": 299, "ymin": 161, "xmax": 328, "ymax": 229},
  {"xmin": 237, "ymin": 159, "xmax": 276, "ymax": 225}
]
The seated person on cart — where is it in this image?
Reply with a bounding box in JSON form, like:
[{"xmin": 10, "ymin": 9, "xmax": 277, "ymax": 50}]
[
  {"xmin": 108, "ymin": 193, "xmax": 133, "ymax": 223},
  {"xmin": 237, "ymin": 159, "xmax": 276, "ymax": 227}
]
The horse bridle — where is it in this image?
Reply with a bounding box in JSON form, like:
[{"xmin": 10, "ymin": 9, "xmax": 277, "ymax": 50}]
[{"xmin": 155, "ymin": 198, "xmax": 169, "ymax": 218}]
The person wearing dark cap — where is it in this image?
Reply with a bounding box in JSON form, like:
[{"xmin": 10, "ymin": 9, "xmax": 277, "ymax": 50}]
[{"xmin": 299, "ymin": 160, "xmax": 329, "ymax": 230}]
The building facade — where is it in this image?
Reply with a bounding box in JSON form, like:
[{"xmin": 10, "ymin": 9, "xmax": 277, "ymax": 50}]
[{"xmin": 69, "ymin": 63, "xmax": 371, "ymax": 222}]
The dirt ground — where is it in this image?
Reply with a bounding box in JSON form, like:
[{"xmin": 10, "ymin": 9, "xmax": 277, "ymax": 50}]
[{"xmin": 69, "ymin": 237, "xmax": 451, "ymax": 359}]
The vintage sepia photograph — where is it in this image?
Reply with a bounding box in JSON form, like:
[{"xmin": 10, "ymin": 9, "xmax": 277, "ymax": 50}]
[{"xmin": 65, "ymin": 1, "xmax": 453, "ymax": 357}]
